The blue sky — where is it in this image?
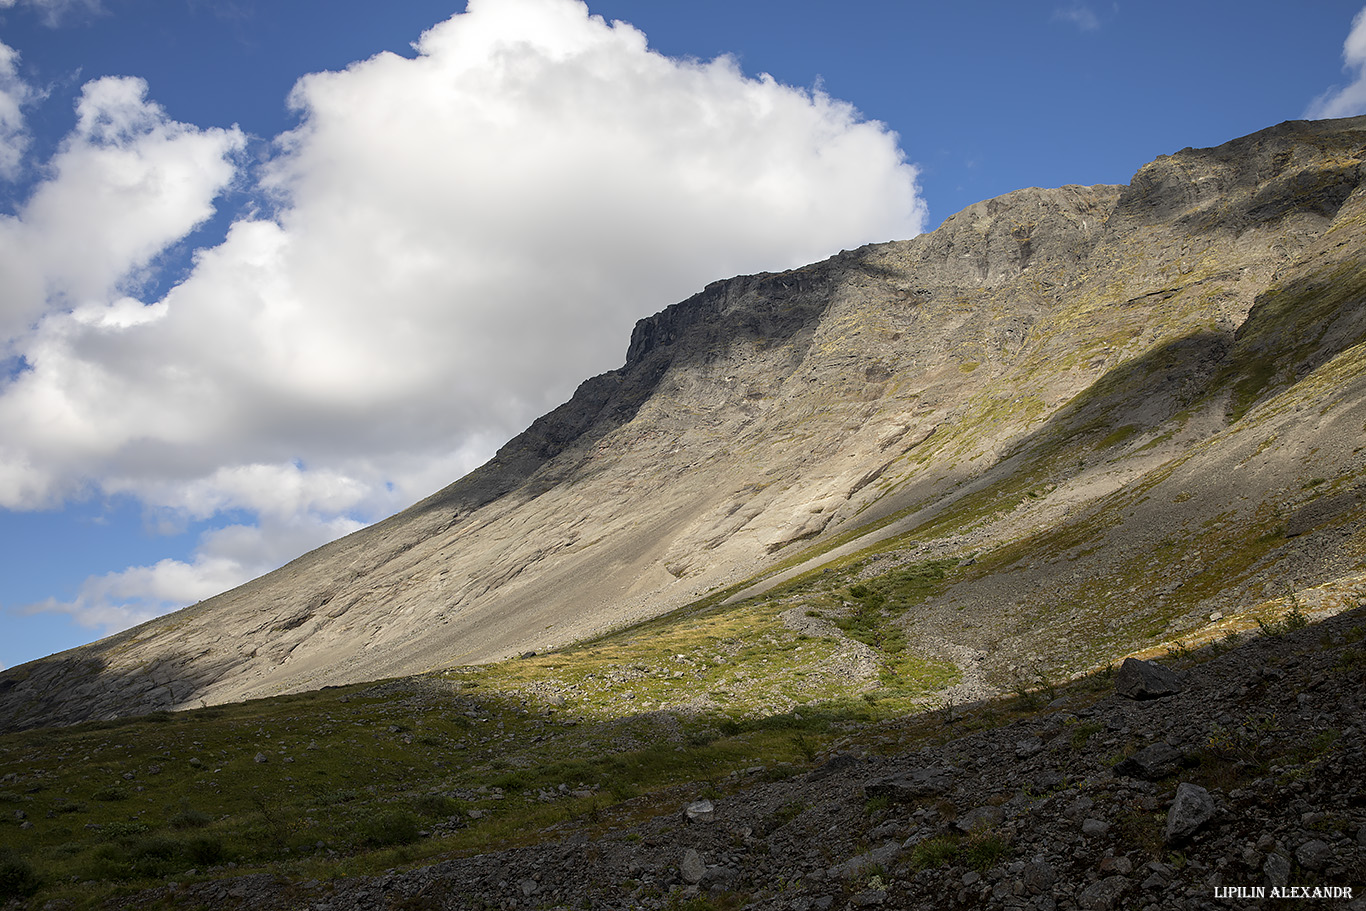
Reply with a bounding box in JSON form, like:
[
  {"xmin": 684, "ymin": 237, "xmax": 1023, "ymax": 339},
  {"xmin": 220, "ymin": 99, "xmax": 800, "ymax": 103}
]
[{"xmin": 2, "ymin": 0, "xmax": 1365, "ymax": 671}]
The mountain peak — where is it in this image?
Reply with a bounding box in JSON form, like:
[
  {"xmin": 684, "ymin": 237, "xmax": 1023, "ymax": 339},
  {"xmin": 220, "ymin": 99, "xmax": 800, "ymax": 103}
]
[{"xmin": 6, "ymin": 117, "xmax": 1366, "ymax": 730}]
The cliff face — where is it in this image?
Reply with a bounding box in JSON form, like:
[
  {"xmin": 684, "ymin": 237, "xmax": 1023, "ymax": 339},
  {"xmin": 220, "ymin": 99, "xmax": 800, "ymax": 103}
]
[{"xmin": 6, "ymin": 117, "xmax": 1366, "ymax": 730}]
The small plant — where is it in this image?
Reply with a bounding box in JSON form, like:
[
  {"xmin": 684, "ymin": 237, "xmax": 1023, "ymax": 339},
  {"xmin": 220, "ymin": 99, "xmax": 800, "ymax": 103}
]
[
  {"xmin": 101, "ymin": 820, "xmax": 151, "ymax": 839},
  {"xmin": 761, "ymin": 800, "xmax": 807, "ymax": 835},
  {"xmin": 1257, "ymin": 606, "xmax": 1308, "ymax": 638},
  {"xmin": 962, "ymin": 828, "xmax": 1011, "ymax": 871},
  {"xmin": 168, "ymin": 803, "xmax": 212, "ymax": 830},
  {"xmin": 1334, "ymin": 647, "xmax": 1366, "ymax": 671},
  {"xmin": 413, "ymin": 793, "xmax": 462, "ymax": 819},
  {"xmin": 1069, "ymin": 721, "xmax": 1103, "ymax": 751},
  {"xmin": 863, "ymin": 795, "xmax": 890, "ymax": 818},
  {"xmin": 93, "ymin": 785, "xmax": 130, "ymax": 802},
  {"xmin": 185, "ymin": 834, "xmax": 226, "ymax": 866},
  {"xmin": 909, "ymin": 834, "xmax": 961, "ymax": 870},
  {"xmin": 357, "ymin": 809, "xmax": 421, "ymax": 847}
]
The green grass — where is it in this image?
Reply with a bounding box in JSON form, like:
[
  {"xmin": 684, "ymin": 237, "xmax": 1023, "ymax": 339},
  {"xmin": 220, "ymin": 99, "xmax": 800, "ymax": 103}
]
[{"xmin": 0, "ymin": 559, "xmax": 972, "ymax": 908}]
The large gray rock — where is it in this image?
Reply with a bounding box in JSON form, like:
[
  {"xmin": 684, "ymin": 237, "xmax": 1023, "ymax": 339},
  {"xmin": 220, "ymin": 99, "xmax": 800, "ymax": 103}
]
[
  {"xmin": 685, "ymin": 799, "xmax": 715, "ymax": 823},
  {"xmin": 1263, "ymin": 851, "xmax": 1291, "ymax": 888},
  {"xmin": 863, "ymin": 767, "xmax": 953, "ymax": 803},
  {"xmin": 679, "ymin": 849, "xmax": 705, "ymax": 885},
  {"xmin": 1077, "ymin": 875, "xmax": 1130, "ymax": 911},
  {"xmin": 1115, "ymin": 658, "xmax": 1183, "ymax": 699},
  {"xmin": 1295, "ymin": 839, "xmax": 1334, "ymax": 871},
  {"xmin": 1021, "ymin": 860, "xmax": 1057, "ymax": 895},
  {"xmin": 1164, "ymin": 782, "xmax": 1215, "ymax": 843},
  {"xmin": 1114, "ymin": 741, "xmax": 1186, "ymax": 780}
]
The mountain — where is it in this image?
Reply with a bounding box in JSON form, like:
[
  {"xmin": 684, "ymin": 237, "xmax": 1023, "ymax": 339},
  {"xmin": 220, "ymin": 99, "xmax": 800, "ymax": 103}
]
[{"xmin": 5, "ymin": 116, "xmax": 1366, "ymax": 731}]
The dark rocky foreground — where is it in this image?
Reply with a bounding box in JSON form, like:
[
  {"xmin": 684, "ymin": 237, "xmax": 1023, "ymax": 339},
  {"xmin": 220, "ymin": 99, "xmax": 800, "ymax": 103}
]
[{"xmin": 106, "ymin": 607, "xmax": 1366, "ymax": 911}]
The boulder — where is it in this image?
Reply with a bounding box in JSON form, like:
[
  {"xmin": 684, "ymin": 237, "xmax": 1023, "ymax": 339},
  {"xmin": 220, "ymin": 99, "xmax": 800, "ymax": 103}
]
[
  {"xmin": 1115, "ymin": 658, "xmax": 1183, "ymax": 699},
  {"xmin": 680, "ymin": 849, "xmax": 705, "ymax": 885},
  {"xmin": 1164, "ymin": 782, "xmax": 1214, "ymax": 843},
  {"xmin": 1077, "ymin": 875, "xmax": 1130, "ymax": 911},
  {"xmin": 1114, "ymin": 741, "xmax": 1186, "ymax": 780},
  {"xmin": 1295, "ymin": 839, "xmax": 1333, "ymax": 871},
  {"xmin": 685, "ymin": 799, "xmax": 715, "ymax": 823},
  {"xmin": 829, "ymin": 841, "xmax": 900, "ymax": 880},
  {"xmin": 863, "ymin": 766, "xmax": 953, "ymax": 803}
]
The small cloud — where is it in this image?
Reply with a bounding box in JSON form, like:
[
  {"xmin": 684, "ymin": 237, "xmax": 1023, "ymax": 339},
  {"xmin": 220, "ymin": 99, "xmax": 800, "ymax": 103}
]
[
  {"xmin": 1308, "ymin": 6, "xmax": 1366, "ymax": 119},
  {"xmin": 25, "ymin": 513, "xmax": 365, "ymax": 635},
  {"xmin": 1053, "ymin": 2, "xmax": 1100, "ymax": 31},
  {"xmin": 0, "ymin": 41, "xmax": 35, "ymax": 180},
  {"xmin": 0, "ymin": 0, "xmax": 102, "ymax": 26}
]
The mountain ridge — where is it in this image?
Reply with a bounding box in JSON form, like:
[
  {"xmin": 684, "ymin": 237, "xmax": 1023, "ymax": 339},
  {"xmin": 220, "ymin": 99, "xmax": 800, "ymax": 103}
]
[{"xmin": 5, "ymin": 116, "xmax": 1366, "ymax": 731}]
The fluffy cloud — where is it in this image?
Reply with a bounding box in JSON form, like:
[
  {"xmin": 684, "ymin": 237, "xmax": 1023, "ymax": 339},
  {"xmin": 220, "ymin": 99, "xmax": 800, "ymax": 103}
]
[
  {"xmin": 0, "ymin": 76, "xmax": 244, "ymax": 347},
  {"xmin": 1308, "ymin": 6, "xmax": 1366, "ymax": 118},
  {"xmin": 3, "ymin": 0, "xmax": 925, "ymax": 634}
]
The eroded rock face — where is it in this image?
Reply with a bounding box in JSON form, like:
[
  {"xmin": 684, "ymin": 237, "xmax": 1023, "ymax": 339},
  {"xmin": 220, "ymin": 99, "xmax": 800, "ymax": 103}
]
[{"xmin": 7, "ymin": 117, "xmax": 1366, "ymax": 730}]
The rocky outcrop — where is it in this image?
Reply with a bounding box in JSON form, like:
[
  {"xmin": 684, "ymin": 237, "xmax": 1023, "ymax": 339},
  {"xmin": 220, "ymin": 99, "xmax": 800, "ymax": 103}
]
[{"xmin": 7, "ymin": 117, "xmax": 1366, "ymax": 730}]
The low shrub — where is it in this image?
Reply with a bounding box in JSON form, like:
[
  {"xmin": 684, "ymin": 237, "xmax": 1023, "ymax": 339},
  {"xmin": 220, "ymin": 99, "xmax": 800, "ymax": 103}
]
[
  {"xmin": 0, "ymin": 850, "xmax": 38, "ymax": 900},
  {"xmin": 357, "ymin": 809, "xmax": 421, "ymax": 847}
]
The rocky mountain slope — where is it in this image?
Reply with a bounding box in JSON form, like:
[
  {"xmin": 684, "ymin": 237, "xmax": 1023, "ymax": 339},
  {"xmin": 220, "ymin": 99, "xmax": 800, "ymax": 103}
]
[
  {"xmin": 98, "ymin": 602, "xmax": 1366, "ymax": 911},
  {"xmin": 6, "ymin": 116, "xmax": 1366, "ymax": 730}
]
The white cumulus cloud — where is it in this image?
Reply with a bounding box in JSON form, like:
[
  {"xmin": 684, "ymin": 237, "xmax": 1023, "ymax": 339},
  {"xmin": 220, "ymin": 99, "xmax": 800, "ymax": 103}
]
[
  {"xmin": 1308, "ymin": 6, "xmax": 1366, "ymax": 118},
  {"xmin": 4, "ymin": 0, "xmax": 926, "ymax": 636},
  {"xmin": 0, "ymin": 75, "xmax": 244, "ymax": 349}
]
